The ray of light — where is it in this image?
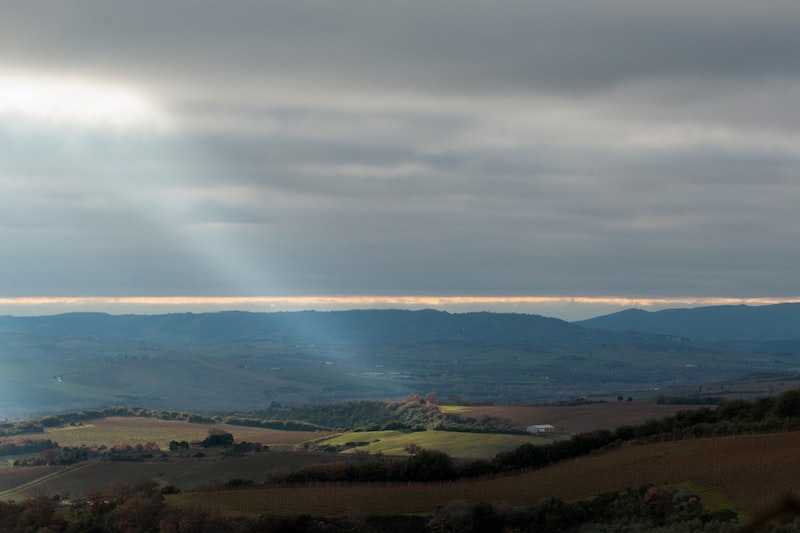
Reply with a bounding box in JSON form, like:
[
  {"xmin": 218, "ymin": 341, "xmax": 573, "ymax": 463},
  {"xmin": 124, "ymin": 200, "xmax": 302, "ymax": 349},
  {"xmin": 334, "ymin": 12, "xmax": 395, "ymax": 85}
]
[{"xmin": 0, "ymin": 71, "xmax": 273, "ymax": 300}]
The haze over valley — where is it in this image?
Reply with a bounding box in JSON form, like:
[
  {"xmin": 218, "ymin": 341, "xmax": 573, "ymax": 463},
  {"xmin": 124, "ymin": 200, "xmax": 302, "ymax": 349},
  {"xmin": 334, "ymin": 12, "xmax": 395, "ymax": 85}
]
[{"xmin": 2, "ymin": 304, "xmax": 799, "ymax": 419}]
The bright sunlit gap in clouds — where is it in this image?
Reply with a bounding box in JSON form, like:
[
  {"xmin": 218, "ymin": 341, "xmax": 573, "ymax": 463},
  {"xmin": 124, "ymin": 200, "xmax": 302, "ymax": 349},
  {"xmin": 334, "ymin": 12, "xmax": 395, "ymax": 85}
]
[
  {"xmin": 0, "ymin": 73, "xmax": 167, "ymax": 129},
  {"xmin": 0, "ymin": 71, "xmax": 271, "ymax": 301},
  {"xmin": 2, "ymin": 296, "xmax": 800, "ymax": 322}
]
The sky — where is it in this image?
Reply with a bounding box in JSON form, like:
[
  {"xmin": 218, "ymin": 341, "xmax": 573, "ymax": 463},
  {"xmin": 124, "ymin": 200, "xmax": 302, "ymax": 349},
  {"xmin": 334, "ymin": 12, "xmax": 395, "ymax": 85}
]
[{"xmin": 2, "ymin": 1, "xmax": 800, "ymax": 321}]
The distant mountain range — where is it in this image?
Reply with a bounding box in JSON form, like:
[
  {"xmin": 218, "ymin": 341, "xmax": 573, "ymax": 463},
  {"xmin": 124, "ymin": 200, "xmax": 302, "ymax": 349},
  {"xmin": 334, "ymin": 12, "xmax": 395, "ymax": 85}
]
[
  {"xmin": 0, "ymin": 309, "xmax": 594, "ymax": 346},
  {"xmin": 576, "ymin": 303, "xmax": 800, "ymax": 346},
  {"xmin": 4, "ymin": 303, "xmax": 797, "ymax": 345},
  {"xmin": 0, "ymin": 309, "xmax": 694, "ymax": 354}
]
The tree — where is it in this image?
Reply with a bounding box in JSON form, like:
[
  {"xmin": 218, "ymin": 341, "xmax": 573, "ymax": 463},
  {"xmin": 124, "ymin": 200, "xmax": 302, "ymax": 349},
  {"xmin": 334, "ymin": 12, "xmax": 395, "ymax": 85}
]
[
  {"xmin": 425, "ymin": 391, "xmax": 439, "ymax": 405},
  {"xmin": 773, "ymin": 389, "xmax": 800, "ymax": 418},
  {"xmin": 201, "ymin": 429, "xmax": 234, "ymax": 447},
  {"xmin": 42, "ymin": 448, "xmax": 61, "ymax": 465},
  {"xmin": 428, "ymin": 501, "xmax": 472, "ymax": 533},
  {"xmin": 158, "ymin": 505, "xmax": 234, "ymax": 533},
  {"xmin": 404, "ymin": 442, "xmax": 420, "ymax": 456},
  {"xmin": 18, "ymin": 492, "xmax": 66, "ymax": 532},
  {"xmin": 111, "ymin": 493, "xmax": 163, "ymax": 532},
  {"xmin": 403, "ymin": 393, "xmax": 423, "ymax": 404},
  {"xmin": 168, "ymin": 440, "xmax": 189, "ymax": 451},
  {"xmin": 400, "ymin": 449, "xmax": 456, "ymax": 482}
]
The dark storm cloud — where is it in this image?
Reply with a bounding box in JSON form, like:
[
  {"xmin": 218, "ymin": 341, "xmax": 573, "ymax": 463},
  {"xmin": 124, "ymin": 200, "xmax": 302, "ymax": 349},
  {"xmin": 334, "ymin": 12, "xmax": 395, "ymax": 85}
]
[
  {"xmin": 6, "ymin": 1, "xmax": 800, "ymax": 88},
  {"xmin": 1, "ymin": 0, "xmax": 800, "ymax": 302}
]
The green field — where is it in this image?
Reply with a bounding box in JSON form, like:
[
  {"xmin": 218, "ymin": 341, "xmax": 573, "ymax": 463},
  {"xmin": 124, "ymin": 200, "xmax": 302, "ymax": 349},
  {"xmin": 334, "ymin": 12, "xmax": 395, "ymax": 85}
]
[
  {"xmin": 315, "ymin": 429, "xmax": 556, "ymax": 458},
  {"xmin": 437, "ymin": 405, "xmax": 469, "ymax": 413}
]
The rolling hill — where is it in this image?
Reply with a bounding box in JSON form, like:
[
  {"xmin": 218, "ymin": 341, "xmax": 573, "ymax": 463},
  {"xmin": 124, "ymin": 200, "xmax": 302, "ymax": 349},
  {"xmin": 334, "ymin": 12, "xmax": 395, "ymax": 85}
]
[
  {"xmin": 0, "ymin": 310, "xmax": 790, "ymax": 417},
  {"xmin": 576, "ymin": 303, "xmax": 800, "ymax": 353}
]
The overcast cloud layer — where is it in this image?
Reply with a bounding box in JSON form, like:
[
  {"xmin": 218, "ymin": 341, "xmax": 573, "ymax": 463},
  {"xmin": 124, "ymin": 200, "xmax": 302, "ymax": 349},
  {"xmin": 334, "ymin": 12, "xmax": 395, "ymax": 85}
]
[{"xmin": 2, "ymin": 1, "xmax": 799, "ymax": 316}]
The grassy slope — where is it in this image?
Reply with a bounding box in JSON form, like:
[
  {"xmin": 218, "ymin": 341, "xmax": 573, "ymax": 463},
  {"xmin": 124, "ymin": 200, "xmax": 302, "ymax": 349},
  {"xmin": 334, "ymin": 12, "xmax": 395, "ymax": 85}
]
[
  {"xmin": 314, "ymin": 429, "xmax": 556, "ymax": 458},
  {"xmin": 175, "ymin": 432, "xmax": 800, "ymax": 519}
]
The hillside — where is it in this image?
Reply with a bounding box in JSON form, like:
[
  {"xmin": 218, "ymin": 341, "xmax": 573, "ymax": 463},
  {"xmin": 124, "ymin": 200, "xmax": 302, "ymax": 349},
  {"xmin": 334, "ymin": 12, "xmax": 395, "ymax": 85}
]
[
  {"xmin": 4, "ymin": 393, "xmax": 800, "ymax": 529},
  {"xmin": 2, "ymin": 431, "xmax": 785, "ymax": 530},
  {"xmin": 0, "ymin": 310, "xmax": 787, "ymax": 417},
  {"xmin": 0, "ymin": 401, "xmax": 686, "ymax": 499},
  {"xmin": 176, "ymin": 432, "xmax": 800, "ymax": 518},
  {"xmin": 576, "ymin": 303, "xmax": 800, "ymax": 346},
  {"xmin": 5, "ymin": 404, "xmax": 800, "ymax": 519}
]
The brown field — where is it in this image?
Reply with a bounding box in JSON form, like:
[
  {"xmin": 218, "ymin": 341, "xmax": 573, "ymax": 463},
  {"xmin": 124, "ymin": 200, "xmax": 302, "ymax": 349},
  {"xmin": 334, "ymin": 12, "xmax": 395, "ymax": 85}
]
[
  {"xmin": 0, "ymin": 465, "xmax": 59, "ymax": 493},
  {"xmin": 175, "ymin": 432, "xmax": 800, "ymax": 519},
  {"xmin": 40, "ymin": 417, "xmax": 331, "ymax": 449},
  {"xmin": 453, "ymin": 402, "xmax": 688, "ymax": 433},
  {"xmin": 0, "ymin": 451, "xmax": 360, "ymax": 501},
  {"xmin": 0, "ymin": 417, "xmax": 334, "ymax": 500}
]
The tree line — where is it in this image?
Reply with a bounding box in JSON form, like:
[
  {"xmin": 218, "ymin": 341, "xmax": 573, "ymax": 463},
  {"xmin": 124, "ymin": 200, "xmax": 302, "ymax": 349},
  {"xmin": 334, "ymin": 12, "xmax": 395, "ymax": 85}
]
[
  {"xmin": 11, "ymin": 428, "xmax": 264, "ymax": 467},
  {"xmin": 230, "ymin": 397, "xmax": 521, "ymax": 433},
  {"xmin": 1, "ymin": 398, "xmax": 521, "ymax": 437},
  {"xmin": 265, "ymin": 389, "xmax": 800, "ymax": 485},
  {"xmin": 0, "ymin": 481, "xmax": 747, "ymax": 532}
]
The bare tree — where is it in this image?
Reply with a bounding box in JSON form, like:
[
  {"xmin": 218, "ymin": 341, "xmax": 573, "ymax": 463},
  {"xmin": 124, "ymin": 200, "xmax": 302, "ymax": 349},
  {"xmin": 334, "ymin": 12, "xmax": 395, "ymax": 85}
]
[
  {"xmin": 424, "ymin": 391, "xmax": 439, "ymax": 406},
  {"xmin": 403, "ymin": 393, "xmax": 422, "ymax": 404}
]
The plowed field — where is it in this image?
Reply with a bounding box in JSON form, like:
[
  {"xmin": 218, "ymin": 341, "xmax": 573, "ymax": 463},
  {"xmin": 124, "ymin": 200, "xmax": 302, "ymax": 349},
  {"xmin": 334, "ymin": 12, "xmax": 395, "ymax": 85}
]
[
  {"xmin": 40, "ymin": 417, "xmax": 330, "ymax": 449},
  {"xmin": 451, "ymin": 402, "xmax": 688, "ymax": 433},
  {"xmin": 176, "ymin": 432, "xmax": 800, "ymax": 518}
]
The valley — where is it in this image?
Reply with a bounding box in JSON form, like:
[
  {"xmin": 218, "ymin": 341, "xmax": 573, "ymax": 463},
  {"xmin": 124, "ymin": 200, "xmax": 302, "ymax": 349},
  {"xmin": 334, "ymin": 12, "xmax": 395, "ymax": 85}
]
[
  {"xmin": 2, "ymin": 308, "xmax": 796, "ymax": 418},
  {"xmin": 2, "ymin": 304, "xmax": 800, "ymax": 530}
]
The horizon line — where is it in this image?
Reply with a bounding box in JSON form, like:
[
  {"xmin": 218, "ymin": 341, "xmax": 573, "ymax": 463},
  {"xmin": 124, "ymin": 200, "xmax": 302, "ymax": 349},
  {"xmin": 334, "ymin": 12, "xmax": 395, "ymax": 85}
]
[{"xmin": 2, "ymin": 295, "xmax": 800, "ymax": 309}]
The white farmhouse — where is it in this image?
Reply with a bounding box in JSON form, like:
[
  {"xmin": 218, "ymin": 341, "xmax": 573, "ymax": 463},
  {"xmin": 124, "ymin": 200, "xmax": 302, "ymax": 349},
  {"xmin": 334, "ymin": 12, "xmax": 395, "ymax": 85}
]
[{"xmin": 527, "ymin": 424, "xmax": 556, "ymax": 433}]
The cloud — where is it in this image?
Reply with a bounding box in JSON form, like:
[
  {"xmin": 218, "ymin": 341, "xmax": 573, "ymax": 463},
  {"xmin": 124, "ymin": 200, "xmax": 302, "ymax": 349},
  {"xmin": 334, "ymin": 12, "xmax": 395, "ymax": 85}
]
[{"xmin": 1, "ymin": 1, "xmax": 800, "ymax": 305}]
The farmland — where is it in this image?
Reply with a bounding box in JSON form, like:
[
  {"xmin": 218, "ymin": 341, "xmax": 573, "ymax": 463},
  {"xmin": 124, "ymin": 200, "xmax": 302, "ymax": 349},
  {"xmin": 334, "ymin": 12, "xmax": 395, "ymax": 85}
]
[
  {"xmin": 175, "ymin": 432, "xmax": 800, "ymax": 519},
  {"xmin": 0, "ymin": 413, "xmax": 559, "ymax": 498},
  {"xmin": 0, "ymin": 452, "xmax": 361, "ymax": 502},
  {"xmin": 38, "ymin": 417, "xmax": 331, "ymax": 450},
  {"xmin": 448, "ymin": 401, "xmax": 689, "ymax": 434},
  {"xmin": 0, "ymin": 400, "xmax": 746, "ymax": 500},
  {"xmin": 3, "ymin": 394, "xmax": 800, "ymax": 530},
  {"xmin": 0, "ymin": 416, "xmax": 338, "ymax": 499},
  {"xmin": 313, "ymin": 429, "xmax": 556, "ymax": 457},
  {"xmin": 2, "ymin": 398, "xmax": 800, "ymax": 532}
]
